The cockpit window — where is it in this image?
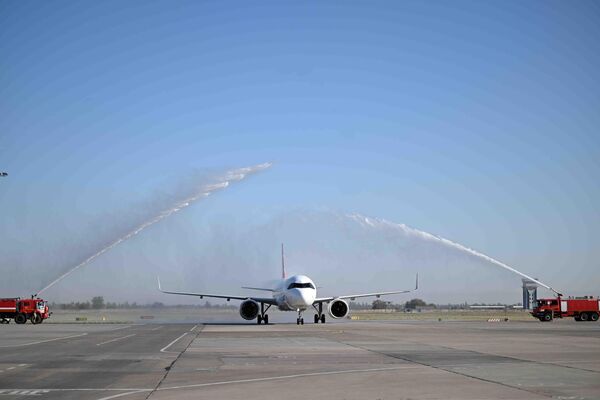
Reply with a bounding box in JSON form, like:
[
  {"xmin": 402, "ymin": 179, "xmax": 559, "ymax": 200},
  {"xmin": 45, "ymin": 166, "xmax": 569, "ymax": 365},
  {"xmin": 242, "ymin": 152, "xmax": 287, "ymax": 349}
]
[{"xmin": 287, "ymin": 282, "xmax": 315, "ymax": 290}]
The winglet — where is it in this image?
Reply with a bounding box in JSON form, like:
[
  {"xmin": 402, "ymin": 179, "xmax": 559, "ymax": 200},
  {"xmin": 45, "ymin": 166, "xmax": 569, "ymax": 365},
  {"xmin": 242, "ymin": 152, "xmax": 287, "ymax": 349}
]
[
  {"xmin": 157, "ymin": 276, "xmax": 163, "ymax": 292},
  {"xmin": 415, "ymin": 273, "xmax": 419, "ymax": 290}
]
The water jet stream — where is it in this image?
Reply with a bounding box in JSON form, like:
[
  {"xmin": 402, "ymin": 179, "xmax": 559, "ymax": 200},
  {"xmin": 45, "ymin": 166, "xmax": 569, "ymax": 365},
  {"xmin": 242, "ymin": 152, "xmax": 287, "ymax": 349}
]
[
  {"xmin": 348, "ymin": 213, "xmax": 562, "ymax": 296},
  {"xmin": 35, "ymin": 163, "xmax": 272, "ymax": 296}
]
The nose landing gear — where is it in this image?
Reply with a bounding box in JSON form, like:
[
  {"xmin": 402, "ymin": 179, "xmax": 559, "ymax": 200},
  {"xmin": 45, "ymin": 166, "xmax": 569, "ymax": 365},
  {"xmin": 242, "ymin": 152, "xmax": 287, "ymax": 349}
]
[{"xmin": 296, "ymin": 309, "xmax": 304, "ymax": 325}]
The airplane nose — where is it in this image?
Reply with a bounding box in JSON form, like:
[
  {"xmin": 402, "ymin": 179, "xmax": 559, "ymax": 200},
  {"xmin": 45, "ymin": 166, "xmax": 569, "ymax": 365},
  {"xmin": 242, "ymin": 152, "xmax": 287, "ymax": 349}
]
[
  {"xmin": 290, "ymin": 289, "xmax": 315, "ymax": 307},
  {"xmin": 299, "ymin": 289, "xmax": 315, "ymax": 305}
]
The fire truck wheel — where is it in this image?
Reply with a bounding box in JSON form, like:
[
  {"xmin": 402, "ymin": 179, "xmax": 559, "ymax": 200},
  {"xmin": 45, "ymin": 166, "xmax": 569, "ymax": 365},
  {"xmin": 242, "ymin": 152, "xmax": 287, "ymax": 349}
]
[
  {"xmin": 31, "ymin": 314, "xmax": 42, "ymax": 325},
  {"xmin": 590, "ymin": 312, "xmax": 599, "ymax": 322},
  {"xmin": 542, "ymin": 313, "xmax": 553, "ymax": 322},
  {"xmin": 15, "ymin": 313, "xmax": 27, "ymax": 324},
  {"xmin": 574, "ymin": 315, "xmax": 581, "ymax": 321},
  {"xmin": 580, "ymin": 312, "xmax": 589, "ymax": 321}
]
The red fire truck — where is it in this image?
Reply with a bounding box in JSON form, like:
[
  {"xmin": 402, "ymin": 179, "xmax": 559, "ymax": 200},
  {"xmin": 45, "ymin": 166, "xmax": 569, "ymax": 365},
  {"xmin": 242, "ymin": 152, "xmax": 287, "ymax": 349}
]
[
  {"xmin": 0, "ymin": 298, "xmax": 51, "ymax": 324},
  {"xmin": 532, "ymin": 296, "xmax": 600, "ymax": 322}
]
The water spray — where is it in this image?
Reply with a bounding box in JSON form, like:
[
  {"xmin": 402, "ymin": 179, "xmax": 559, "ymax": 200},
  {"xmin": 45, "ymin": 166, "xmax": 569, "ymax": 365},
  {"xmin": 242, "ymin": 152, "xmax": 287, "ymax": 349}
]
[
  {"xmin": 34, "ymin": 162, "xmax": 272, "ymax": 297},
  {"xmin": 348, "ymin": 214, "xmax": 563, "ymax": 296}
]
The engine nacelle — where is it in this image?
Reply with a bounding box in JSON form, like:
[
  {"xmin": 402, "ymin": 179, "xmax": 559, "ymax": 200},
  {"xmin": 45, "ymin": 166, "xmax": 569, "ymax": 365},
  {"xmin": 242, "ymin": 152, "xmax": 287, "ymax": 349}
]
[
  {"xmin": 239, "ymin": 299, "xmax": 259, "ymax": 320},
  {"xmin": 328, "ymin": 299, "xmax": 349, "ymax": 319}
]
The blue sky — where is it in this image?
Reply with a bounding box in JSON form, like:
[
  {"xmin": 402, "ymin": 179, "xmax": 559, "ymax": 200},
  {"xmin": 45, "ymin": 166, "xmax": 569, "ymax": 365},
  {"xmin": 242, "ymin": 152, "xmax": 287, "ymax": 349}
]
[{"xmin": 1, "ymin": 1, "xmax": 599, "ymax": 299}]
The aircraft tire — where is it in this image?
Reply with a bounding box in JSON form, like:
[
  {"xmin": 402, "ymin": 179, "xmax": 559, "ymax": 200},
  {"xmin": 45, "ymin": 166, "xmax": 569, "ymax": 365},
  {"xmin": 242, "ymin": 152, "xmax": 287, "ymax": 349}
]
[
  {"xmin": 257, "ymin": 315, "xmax": 262, "ymax": 324},
  {"xmin": 263, "ymin": 315, "xmax": 269, "ymax": 324},
  {"xmin": 314, "ymin": 314, "xmax": 319, "ymax": 324},
  {"xmin": 320, "ymin": 314, "xmax": 326, "ymax": 324},
  {"xmin": 296, "ymin": 318, "xmax": 300, "ymax": 325},
  {"xmin": 300, "ymin": 318, "xmax": 304, "ymax": 325}
]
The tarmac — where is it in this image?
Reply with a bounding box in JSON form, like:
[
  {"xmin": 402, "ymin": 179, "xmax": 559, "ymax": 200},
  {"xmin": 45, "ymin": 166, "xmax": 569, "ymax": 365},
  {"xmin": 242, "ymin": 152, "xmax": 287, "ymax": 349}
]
[{"xmin": 0, "ymin": 317, "xmax": 599, "ymax": 399}]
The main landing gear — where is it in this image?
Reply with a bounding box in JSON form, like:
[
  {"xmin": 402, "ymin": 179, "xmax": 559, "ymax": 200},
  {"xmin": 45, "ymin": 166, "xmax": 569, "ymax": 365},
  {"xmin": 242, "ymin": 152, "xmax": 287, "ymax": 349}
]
[
  {"xmin": 312, "ymin": 302, "xmax": 326, "ymax": 324},
  {"xmin": 257, "ymin": 303, "xmax": 271, "ymax": 325},
  {"xmin": 296, "ymin": 309, "xmax": 304, "ymax": 325}
]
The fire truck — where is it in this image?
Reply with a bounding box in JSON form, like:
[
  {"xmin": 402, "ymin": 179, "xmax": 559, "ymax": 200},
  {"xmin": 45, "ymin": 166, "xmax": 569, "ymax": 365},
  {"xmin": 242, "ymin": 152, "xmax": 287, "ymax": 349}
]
[
  {"xmin": 0, "ymin": 297, "xmax": 51, "ymax": 324},
  {"xmin": 532, "ymin": 296, "xmax": 600, "ymax": 322}
]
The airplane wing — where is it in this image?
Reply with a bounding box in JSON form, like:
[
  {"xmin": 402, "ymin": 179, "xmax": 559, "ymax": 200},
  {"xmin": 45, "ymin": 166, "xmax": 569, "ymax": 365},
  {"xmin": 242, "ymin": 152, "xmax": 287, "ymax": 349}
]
[
  {"xmin": 314, "ymin": 273, "xmax": 418, "ymax": 303},
  {"xmin": 241, "ymin": 286, "xmax": 275, "ymax": 292},
  {"xmin": 157, "ymin": 277, "xmax": 277, "ymax": 305}
]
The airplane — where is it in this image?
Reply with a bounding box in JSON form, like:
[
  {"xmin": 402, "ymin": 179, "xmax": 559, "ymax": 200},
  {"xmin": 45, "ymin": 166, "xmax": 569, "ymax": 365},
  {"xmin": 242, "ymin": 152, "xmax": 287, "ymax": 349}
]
[
  {"xmin": 158, "ymin": 245, "xmax": 419, "ymax": 325},
  {"xmin": 0, "ymin": 172, "xmax": 7, "ymax": 177}
]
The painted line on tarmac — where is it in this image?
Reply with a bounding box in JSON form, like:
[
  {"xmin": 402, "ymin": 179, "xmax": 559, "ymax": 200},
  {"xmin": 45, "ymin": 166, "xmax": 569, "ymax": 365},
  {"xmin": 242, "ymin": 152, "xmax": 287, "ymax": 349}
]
[
  {"xmin": 105, "ymin": 325, "xmax": 132, "ymax": 332},
  {"xmin": 0, "ymin": 333, "xmax": 88, "ymax": 348},
  {"xmin": 159, "ymin": 366, "xmax": 411, "ymax": 391},
  {"xmin": 160, "ymin": 332, "xmax": 188, "ymax": 353},
  {"xmin": 150, "ymin": 326, "xmax": 163, "ymax": 331},
  {"xmin": 0, "ymin": 388, "xmax": 151, "ymax": 398},
  {"xmin": 96, "ymin": 334, "xmax": 136, "ymax": 346},
  {"xmin": 0, "ymin": 364, "xmax": 30, "ymax": 374},
  {"xmin": 95, "ymin": 389, "xmax": 150, "ymax": 400},
  {"xmin": 0, "ymin": 367, "xmax": 413, "ymax": 398},
  {"xmin": 0, "ymin": 389, "xmax": 51, "ymax": 395},
  {"xmin": 189, "ymin": 324, "xmax": 198, "ymax": 332}
]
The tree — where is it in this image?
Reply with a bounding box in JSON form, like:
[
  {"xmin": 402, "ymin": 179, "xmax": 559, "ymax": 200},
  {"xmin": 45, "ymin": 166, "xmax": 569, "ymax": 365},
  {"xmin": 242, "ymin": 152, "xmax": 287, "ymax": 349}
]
[
  {"xmin": 372, "ymin": 300, "xmax": 390, "ymax": 309},
  {"xmin": 91, "ymin": 296, "xmax": 105, "ymax": 309},
  {"xmin": 404, "ymin": 298, "xmax": 427, "ymax": 309}
]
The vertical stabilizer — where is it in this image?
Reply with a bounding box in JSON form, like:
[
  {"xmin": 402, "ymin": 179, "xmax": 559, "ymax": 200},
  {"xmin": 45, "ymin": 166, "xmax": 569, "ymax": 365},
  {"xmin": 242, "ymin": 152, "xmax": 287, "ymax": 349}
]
[{"xmin": 281, "ymin": 243, "xmax": 287, "ymax": 279}]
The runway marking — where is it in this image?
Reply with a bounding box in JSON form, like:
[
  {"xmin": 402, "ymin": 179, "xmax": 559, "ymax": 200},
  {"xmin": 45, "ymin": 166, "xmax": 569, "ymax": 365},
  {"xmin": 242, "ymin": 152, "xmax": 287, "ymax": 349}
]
[
  {"xmin": 0, "ymin": 367, "xmax": 413, "ymax": 398},
  {"xmin": 158, "ymin": 366, "xmax": 410, "ymax": 391},
  {"xmin": 0, "ymin": 389, "xmax": 50, "ymax": 395},
  {"xmin": 96, "ymin": 334, "xmax": 136, "ymax": 346},
  {"xmin": 190, "ymin": 324, "xmax": 198, "ymax": 332},
  {"xmin": 0, "ymin": 388, "xmax": 150, "ymax": 398},
  {"xmin": 105, "ymin": 325, "xmax": 132, "ymax": 332},
  {"xmin": 160, "ymin": 332, "xmax": 188, "ymax": 353},
  {"xmin": 150, "ymin": 326, "xmax": 163, "ymax": 331},
  {"xmin": 95, "ymin": 389, "xmax": 149, "ymax": 400},
  {"xmin": 0, "ymin": 333, "xmax": 88, "ymax": 348}
]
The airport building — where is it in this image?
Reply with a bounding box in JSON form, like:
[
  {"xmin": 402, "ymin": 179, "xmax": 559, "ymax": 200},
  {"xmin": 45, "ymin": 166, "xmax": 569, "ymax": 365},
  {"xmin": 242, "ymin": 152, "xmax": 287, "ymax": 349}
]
[{"xmin": 522, "ymin": 279, "xmax": 538, "ymax": 309}]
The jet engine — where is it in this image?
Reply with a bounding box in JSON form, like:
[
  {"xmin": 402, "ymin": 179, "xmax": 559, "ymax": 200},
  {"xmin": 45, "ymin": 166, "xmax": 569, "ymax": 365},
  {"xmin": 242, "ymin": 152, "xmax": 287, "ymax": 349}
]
[
  {"xmin": 328, "ymin": 299, "xmax": 349, "ymax": 319},
  {"xmin": 239, "ymin": 299, "xmax": 260, "ymax": 320}
]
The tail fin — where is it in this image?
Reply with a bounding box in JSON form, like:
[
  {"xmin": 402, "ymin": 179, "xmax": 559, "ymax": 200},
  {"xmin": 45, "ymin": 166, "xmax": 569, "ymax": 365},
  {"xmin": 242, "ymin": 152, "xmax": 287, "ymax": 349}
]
[{"xmin": 281, "ymin": 243, "xmax": 287, "ymax": 279}]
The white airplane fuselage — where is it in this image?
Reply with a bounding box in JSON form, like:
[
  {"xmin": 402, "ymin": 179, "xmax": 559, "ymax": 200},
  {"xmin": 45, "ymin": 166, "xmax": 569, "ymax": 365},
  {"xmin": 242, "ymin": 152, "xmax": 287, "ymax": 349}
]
[{"xmin": 273, "ymin": 274, "xmax": 317, "ymax": 311}]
